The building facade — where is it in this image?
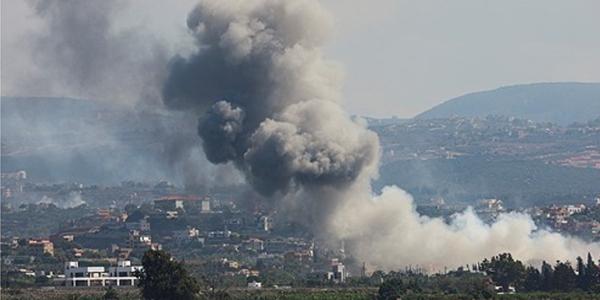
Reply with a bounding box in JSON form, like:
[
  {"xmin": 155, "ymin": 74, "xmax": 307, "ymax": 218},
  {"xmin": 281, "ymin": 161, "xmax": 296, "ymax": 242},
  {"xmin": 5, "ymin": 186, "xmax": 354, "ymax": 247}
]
[{"xmin": 64, "ymin": 260, "xmax": 142, "ymax": 287}]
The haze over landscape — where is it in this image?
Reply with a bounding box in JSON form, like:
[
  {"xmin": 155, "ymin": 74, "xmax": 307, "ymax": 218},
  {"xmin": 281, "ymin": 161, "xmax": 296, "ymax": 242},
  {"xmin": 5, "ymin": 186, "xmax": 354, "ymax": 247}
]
[{"xmin": 1, "ymin": 1, "xmax": 600, "ymax": 298}]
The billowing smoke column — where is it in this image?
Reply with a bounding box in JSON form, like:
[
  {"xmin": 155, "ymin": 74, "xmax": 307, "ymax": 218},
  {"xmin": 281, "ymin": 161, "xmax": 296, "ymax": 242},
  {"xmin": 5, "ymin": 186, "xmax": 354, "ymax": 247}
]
[
  {"xmin": 163, "ymin": 0, "xmax": 380, "ymax": 196},
  {"xmin": 164, "ymin": 0, "xmax": 599, "ymax": 271}
]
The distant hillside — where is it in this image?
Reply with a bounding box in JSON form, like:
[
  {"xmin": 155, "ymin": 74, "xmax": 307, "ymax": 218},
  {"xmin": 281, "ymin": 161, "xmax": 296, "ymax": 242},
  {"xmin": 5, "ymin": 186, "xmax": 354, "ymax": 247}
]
[
  {"xmin": 374, "ymin": 157, "xmax": 600, "ymax": 207},
  {"xmin": 1, "ymin": 96, "xmax": 197, "ymax": 184},
  {"xmin": 416, "ymin": 82, "xmax": 600, "ymax": 125}
]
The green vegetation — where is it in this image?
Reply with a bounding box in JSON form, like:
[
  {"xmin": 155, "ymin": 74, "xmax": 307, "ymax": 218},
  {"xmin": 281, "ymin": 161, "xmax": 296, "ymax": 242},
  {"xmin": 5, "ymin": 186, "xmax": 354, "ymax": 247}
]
[
  {"xmin": 1, "ymin": 203, "xmax": 92, "ymax": 237},
  {"xmin": 376, "ymin": 270, "xmax": 494, "ymax": 299},
  {"xmin": 136, "ymin": 250, "xmax": 200, "ymax": 300},
  {"xmin": 4, "ymin": 250, "xmax": 600, "ymax": 299},
  {"xmin": 376, "ymin": 252, "xmax": 600, "ymax": 299}
]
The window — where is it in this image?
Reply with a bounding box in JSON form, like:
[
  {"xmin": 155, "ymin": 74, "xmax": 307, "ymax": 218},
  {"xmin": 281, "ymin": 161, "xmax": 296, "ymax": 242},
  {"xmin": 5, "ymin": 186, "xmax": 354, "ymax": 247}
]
[{"xmin": 120, "ymin": 279, "xmax": 132, "ymax": 286}]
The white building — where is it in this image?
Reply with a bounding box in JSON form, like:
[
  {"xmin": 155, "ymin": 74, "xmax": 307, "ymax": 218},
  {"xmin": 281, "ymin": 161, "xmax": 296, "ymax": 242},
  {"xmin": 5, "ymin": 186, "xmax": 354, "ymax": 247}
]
[
  {"xmin": 248, "ymin": 281, "xmax": 262, "ymax": 289},
  {"xmin": 330, "ymin": 259, "xmax": 346, "ymax": 283},
  {"xmin": 201, "ymin": 198, "xmax": 211, "ymax": 212},
  {"xmin": 258, "ymin": 216, "xmax": 271, "ymax": 231},
  {"xmin": 64, "ymin": 260, "xmax": 142, "ymax": 287},
  {"xmin": 566, "ymin": 204, "xmax": 586, "ymax": 215}
]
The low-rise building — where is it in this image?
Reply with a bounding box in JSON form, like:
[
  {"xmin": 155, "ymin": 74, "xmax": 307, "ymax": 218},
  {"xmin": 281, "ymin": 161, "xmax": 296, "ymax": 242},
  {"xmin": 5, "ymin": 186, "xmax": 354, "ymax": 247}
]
[
  {"xmin": 28, "ymin": 239, "xmax": 54, "ymax": 256},
  {"xmin": 330, "ymin": 259, "xmax": 346, "ymax": 284},
  {"xmin": 248, "ymin": 281, "xmax": 262, "ymax": 289},
  {"xmin": 243, "ymin": 238, "xmax": 264, "ymax": 252},
  {"xmin": 64, "ymin": 260, "xmax": 142, "ymax": 287},
  {"xmin": 154, "ymin": 194, "xmax": 201, "ymax": 211}
]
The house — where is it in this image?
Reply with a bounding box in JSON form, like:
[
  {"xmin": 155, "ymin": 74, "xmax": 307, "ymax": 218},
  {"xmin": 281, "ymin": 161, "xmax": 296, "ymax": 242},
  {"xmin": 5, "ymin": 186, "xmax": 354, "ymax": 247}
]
[
  {"xmin": 154, "ymin": 194, "xmax": 202, "ymax": 211},
  {"xmin": 28, "ymin": 239, "xmax": 54, "ymax": 256},
  {"xmin": 243, "ymin": 238, "xmax": 264, "ymax": 252},
  {"xmin": 330, "ymin": 259, "xmax": 346, "ymax": 283},
  {"xmin": 248, "ymin": 281, "xmax": 262, "ymax": 289},
  {"xmin": 125, "ymin": 215, "xmax": 151, "ymax": 232},
  {"xmin": 64, "ymin": 260, "xmax": 142, "ymax": 287},
  {"xmin": 173, "ymin": 227, "xmax": 203, "ymax": 245},
  {"xmin": 201, "ymin": 198, "xmax": 211, "ymax": 212}
]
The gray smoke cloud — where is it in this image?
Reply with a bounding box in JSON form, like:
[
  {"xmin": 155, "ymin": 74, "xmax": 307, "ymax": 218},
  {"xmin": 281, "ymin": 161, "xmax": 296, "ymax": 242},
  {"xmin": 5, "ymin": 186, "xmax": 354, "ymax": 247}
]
[
  {"xmin": 163, "ymin": 0, "xmax": 380, "ymax": 195},
  {"xmin": 1, "ymin": 0, "xmax": 242, "ymax": 190},
  {"xmin": 166, "ymin": 0, "xmax": 600, "ymax": 271},
  {"xmin": 24, "ymin": 0, "xmax": 167, "ymax": 107}
]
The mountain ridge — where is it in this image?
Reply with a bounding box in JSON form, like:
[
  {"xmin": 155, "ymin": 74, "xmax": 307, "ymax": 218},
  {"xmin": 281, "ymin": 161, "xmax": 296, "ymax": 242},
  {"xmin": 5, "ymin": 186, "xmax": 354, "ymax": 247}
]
[{"xmin": 415, "ymin": 82, "xmax": 600, "ymax": 125}]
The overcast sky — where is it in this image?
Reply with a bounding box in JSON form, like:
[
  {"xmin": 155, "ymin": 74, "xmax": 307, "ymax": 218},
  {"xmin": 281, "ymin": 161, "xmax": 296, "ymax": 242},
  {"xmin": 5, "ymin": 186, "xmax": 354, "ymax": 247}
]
[{"xmin": 2, "ymin": 0, "xmax": 599, "ymax": 118}]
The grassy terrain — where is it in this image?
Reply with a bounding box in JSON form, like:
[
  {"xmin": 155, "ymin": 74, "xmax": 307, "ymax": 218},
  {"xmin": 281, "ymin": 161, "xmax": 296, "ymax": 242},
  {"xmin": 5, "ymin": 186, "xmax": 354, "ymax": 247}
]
[{"xmin": 3, "ymin": 287, "xmax": 600, "ymax": 300}]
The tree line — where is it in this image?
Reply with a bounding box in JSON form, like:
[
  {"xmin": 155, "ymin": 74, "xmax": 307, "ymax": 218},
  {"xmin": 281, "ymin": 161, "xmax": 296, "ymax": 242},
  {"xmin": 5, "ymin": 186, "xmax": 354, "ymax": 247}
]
[
  {"xmin": 104, "ymin": 250, "xmax": 600, "ymax": 299},
  {"xmin": 377, "ymin": 252, "xmax": 600, "ymax": 300},
  {"xmin": 478, "ymin": 252, "xmax": 600, "ymax": 293}
]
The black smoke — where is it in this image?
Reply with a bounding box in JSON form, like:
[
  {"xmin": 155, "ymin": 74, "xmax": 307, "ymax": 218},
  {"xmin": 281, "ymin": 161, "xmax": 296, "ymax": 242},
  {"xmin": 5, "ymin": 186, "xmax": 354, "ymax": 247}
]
[{"xmin": 162, "ymin": 0, "xmax": 380, "ymax": 196}]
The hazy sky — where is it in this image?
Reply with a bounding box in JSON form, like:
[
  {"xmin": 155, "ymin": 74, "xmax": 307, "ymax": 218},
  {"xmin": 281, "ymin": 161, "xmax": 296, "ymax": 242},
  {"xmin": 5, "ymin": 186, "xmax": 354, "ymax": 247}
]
[{"xmin": 2, "ymin": 0, "xmax": 599, "ymax": 117}]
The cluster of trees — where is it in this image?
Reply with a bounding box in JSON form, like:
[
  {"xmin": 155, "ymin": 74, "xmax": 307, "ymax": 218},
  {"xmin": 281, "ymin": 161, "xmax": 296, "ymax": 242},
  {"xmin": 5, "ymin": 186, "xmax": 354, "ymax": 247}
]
[
  {"xmin": 377, "ymin": 270, "xmax": 494, "ymax": 299},
  {"xmin": 136, "ymin": 250, "xmax": 200, "ymax": 300},
  {"xmin": 377, "ymin": 252, "xmax": 600, "ymax": 300},
  {"xmin": 479, "ymin": 252, "xmax": 600, "ymax": 293}
]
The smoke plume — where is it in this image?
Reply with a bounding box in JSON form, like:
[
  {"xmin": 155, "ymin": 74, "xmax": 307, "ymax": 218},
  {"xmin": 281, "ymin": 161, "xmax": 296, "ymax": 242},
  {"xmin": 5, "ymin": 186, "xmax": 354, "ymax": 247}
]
[
  {"xmin": 166, "ymin": 0, "xmax": 600, "ymax": 270},
  {"xmin": 4, "ymin": 0, "xmax": 598, "ymax": 271},
  {"xmin": 163, "ymin": 0, "xmax": 380, "ymax": 195},
  {"xmin": 19, "ymin": 0, "xmax": 167, "ymax": 107},
  {"xmin": 2, "ymin": 0, "xmax": 242, "ymax": 189},
  {"xmin": 331, "ymin": 186, "xmax": 600, "ymax": 271}
]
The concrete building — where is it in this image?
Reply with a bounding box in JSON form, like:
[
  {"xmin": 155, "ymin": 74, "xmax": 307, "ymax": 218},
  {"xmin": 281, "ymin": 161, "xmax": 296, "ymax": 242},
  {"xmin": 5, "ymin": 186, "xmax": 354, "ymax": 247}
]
[
  {"xmin": 478, "ymin": 199, "xmax": 504, "ymax": 212},
  {"xmin": 201, "ymin": 198, "xmax": 211, "ymax": 212},
  {"xmin": 258, "ymin": 216, "xmax": 271, "ymax": 231},
  {"xmin": 64, "ymin": 260, "xmax": 142, "ymax": 287},
  {"xmin": 248, "ymin": 281, "xmax": 262, "ymax": 289},
  {"xmin": 125, "ymin": 217, "xmax": 151, "ymax": 232},
  {"xmin": 28, "ymin": 239, "xmax": 54, "ymax": 256},
  {"xmin": 330, "ymin": 259, "xmax": 346, "ymax": 284},
  {"xmin": 243, "ymin": 238, "xmax": 264, "ymax": 252},
  {"xmin": 173, "ymin": 227, "xmax": 203, "ymax": 245},
  {"xmin": 154, "ymin": 194, "xmax": 201, "ymax": 211}
]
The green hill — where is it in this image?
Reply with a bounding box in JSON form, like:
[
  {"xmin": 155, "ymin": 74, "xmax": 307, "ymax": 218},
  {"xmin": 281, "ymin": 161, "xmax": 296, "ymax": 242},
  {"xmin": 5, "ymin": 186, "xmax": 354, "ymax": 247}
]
[{"xmin": 416, "ymin": 82, "xmax": 600, "ymax": 125}]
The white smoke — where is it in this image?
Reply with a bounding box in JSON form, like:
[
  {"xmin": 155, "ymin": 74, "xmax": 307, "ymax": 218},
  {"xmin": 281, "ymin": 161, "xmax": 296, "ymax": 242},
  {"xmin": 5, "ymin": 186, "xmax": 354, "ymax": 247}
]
[
  {"xmin": 37, "ymin": 191, "xmax": 86, "ymax": 209},
  {"xmin": 330, "ymin": 185, "xmax": 600, "ymax": 271}
]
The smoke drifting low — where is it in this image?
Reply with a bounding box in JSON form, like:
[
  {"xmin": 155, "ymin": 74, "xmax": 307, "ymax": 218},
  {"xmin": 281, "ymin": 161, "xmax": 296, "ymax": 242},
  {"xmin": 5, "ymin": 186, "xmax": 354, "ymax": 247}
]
[
  {"xmin": 331, "ymin": 186, "xmax": 600, "ymax": 271},
  {"xmin": 166, "ymin": 0, "xmax": 600, "ymax": 270}
]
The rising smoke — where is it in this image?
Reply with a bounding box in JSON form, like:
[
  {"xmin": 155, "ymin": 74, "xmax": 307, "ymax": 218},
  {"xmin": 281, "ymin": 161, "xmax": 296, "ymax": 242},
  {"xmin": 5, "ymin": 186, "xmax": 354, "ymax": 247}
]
[
  {"xmin": 164, "ymin": 0, "xmax": 600, "ymax": 270},
  {"xmin": 2, "ymin": 0, "xmax": 242, "ymax": 190},
  {"xmin": 38, "ymin": 191, "xmax": 86, "ymax": 209},
  {"xmin": 4, "ymin": 0, "xmax": 598, "ymax": 271},
  {"xmin": 163, "ymin": 0, "xmax": 379, "ymax": 195}
]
